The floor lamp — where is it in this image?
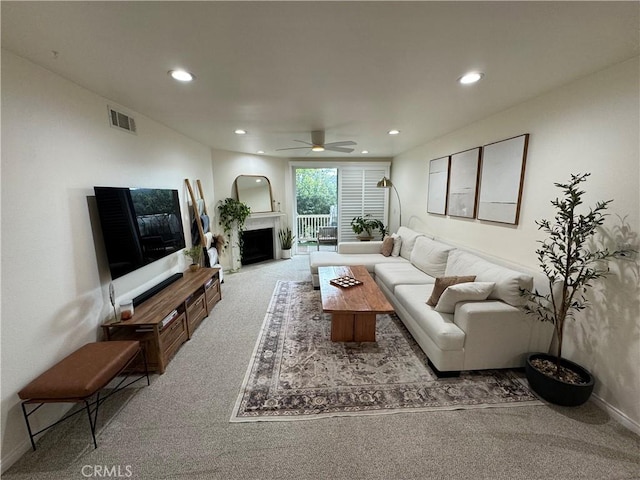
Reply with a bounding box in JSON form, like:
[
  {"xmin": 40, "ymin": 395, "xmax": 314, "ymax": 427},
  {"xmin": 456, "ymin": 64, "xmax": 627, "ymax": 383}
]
[{"xmin": 377, "ymin": 176, "xmax": 402, "ymax": 227}]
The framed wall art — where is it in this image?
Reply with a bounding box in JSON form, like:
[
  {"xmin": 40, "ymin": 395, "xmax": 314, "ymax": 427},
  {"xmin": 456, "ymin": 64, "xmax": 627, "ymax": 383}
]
[
  {"xmin": 477, "ymin": 134, "xmax": 529, "ymax": 225},
  {"xmin": 427, "ymin": 156, "xmax": 449, "ymax": 215},
  {"xmin": 447, "ymin": 147, "xmax": 480, "ymax": 219}
]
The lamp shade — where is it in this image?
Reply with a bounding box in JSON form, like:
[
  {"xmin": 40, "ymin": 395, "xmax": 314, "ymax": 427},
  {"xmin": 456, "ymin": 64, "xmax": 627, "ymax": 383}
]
[{"xmin": 377, "ymin": 177, "xmax": 394, "ymax": 188}]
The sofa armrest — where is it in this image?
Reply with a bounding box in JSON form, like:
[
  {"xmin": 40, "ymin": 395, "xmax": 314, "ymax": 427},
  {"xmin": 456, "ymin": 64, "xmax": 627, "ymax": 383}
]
[
  {"xmin": 338, "ymin": 241, "xmax": 383, "ymax": 254},
  {"xmin": 453, "ymin": 301, "xmax": 534, "ymax": 370}
]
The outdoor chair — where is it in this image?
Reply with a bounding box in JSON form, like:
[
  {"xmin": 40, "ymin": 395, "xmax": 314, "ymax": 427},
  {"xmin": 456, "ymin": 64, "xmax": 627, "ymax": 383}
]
[{"xmin": 317, "ymin": 226, "xmax": 338, "ymax": 250}]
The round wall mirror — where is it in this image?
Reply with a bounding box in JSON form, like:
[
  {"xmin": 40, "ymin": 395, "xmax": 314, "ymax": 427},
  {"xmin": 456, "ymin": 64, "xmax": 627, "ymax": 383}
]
[{"xmin": 235, "ymin": 175, "xmax": 273, "ymax": 213}]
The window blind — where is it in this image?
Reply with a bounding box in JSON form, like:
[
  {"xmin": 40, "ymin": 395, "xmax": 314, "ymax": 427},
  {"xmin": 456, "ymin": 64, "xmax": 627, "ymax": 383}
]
[{"xmin": 338, "ymin": 166, "xmax": 388, "ymax": 241}]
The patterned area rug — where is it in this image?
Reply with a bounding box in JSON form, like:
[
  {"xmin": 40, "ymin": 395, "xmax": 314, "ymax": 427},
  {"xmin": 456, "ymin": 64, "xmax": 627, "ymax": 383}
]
[{"xmin": 230, "ymin": 281, "xmax": 540, "ymax": 421}]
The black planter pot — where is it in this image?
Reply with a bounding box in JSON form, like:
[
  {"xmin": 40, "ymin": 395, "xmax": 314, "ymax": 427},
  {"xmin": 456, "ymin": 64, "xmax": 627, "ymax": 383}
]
[{"xmin": 525, "ymin": 353, "xmax": 595, "ymax": 407}]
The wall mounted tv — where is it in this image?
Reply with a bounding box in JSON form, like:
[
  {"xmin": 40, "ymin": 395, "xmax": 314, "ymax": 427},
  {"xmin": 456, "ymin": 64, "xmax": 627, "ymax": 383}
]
[{"xmin": 94, "ymin": 187, "xmax": 186, "ymax": 279}]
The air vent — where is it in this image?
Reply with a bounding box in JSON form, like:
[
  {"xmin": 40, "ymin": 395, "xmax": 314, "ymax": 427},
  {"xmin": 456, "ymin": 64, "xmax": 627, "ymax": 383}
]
[{"xmin": 108, "ymin": 106, "xmax": 137, "ymax": 134}]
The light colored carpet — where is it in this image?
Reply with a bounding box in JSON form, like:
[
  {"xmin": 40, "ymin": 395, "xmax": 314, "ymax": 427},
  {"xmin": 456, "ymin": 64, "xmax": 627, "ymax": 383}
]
[
  {"xmin": 4, "ymin": 256, "xmax": 639, "ymax": 479},
  {"xmin": 232, "ymin": 281, "xmax": 540, "ymax": 421}
]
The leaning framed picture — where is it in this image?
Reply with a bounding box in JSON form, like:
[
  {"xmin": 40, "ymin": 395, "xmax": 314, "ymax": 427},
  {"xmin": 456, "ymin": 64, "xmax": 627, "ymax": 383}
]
[
  {"xmin": 477, "ymin": 134, "xmax": 529, "ymax": 225},
  {"xmin": 427, "ymin": 156, "xmax": 449, "ymax": 215},
  {"xmin": 447, "ymin": 147, "xmax": 480, "ymax": 219}
]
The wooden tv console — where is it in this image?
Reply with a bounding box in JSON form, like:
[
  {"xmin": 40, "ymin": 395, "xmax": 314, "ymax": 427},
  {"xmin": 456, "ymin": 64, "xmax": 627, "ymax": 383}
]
[{"xmin": 101, "ymin": 267, "xmax": 221, "ymax": 374}]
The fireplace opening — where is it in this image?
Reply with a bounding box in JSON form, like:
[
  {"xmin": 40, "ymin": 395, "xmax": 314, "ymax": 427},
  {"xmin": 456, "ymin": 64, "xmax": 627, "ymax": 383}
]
[{"xmin": 241, "ymin": 228, "xmax": 274, "ymax": 265}]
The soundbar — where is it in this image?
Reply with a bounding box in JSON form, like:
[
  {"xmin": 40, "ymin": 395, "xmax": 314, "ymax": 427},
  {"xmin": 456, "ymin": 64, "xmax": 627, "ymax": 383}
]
[{"xmin": 133, "ymin": 272, "xmax": 184, "ymax": 307}]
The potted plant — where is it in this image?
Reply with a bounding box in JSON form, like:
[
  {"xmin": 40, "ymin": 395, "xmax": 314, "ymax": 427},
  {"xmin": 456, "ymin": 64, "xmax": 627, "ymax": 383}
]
[
  {"xmin": 350, "ymin": 214, "xmax": 387, "ymax": 241},
  {"xmin": 521, "ymin": 173, "xmax": 631, "ymax": 406},
  {"xmin": 183, "ymin": 245, "xmax": 202, "ymax": 271},
  {"xmin": 278, "ymin": 227, "xmax": 295, "ymax": 259},
  {"xmin": 217, "ymin": 198, "xmax": 251, "ymax": 271}
]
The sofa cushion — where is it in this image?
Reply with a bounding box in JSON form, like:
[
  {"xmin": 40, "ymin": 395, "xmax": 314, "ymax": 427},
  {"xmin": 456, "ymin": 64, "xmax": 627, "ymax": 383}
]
[
  {"xmin": 338, "ymin": 241, "xmax": 384, "ymax": 254},
  {"xmin": 381, "ymin": 236, "xmax": 394, "ymax": 256},
  {"xmin": 391, "ymin": 233, "xmax": 402, "ymax": 257},
  {"xmin": 396, "ymin": 226, "xmax": 426, "ymax": 260},
  {"xmin": 309, "ymin": 251, "xmax": 408, "ymax": 275},
  {"xmin": 410, "ymin": 237, "xmax": 455, "ymax": 277},
  {"xmin": 374, "ymin": 263, "xmax": 435, "ymax": 293},
  {"xmin": 395, "ymin": 284, "xmax": 465, "ymax": 351},
  {"xmin": 444, "ymin": 250, "xmax": 533, "ymax": 307},
  {"xmin": 434, "ymin": 282, "xmax": 496, "ymax": 313},
  {"xmin": 426, "ymin": 275, "xmax": 476, "ymax": 306}
]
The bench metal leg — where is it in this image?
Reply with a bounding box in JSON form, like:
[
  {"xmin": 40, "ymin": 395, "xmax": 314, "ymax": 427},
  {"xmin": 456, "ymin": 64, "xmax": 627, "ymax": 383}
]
[
  {"xmin": 21, "ymin": 402, "xmax": 37, "ymax": 451},
  {"xmin": 85, "ymin": 394, "xmax": 99, "ymax": 449}
]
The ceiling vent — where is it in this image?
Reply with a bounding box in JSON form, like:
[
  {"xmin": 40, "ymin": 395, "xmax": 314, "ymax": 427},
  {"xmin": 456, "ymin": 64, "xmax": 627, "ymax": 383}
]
[{"xmin": 108, "ymin": 106, "xmax": 137, "ymax": 134}]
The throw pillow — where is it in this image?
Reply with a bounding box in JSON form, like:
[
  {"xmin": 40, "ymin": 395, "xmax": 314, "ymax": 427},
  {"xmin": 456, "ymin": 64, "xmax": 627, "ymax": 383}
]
[
  {"xmin": 381, "ymin": 236, "xmax": 394, "ymax": 257},
  {"xmin": 391, "ymin": 233, "xmax": 402, "ymax": 257},
  {"xmin": 434, "ymin": 282, "xmax": 496, "ymax": 314},
  {"xmin": 426, "ymin": 275, "xmax": 476, "ymax": 306}
]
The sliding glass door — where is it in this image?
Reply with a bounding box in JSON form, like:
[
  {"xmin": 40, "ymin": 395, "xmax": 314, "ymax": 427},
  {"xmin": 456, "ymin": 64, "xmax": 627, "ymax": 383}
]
[{"xmin": 292, "ymin": 162, "xmax": 390, "ymax": 252}]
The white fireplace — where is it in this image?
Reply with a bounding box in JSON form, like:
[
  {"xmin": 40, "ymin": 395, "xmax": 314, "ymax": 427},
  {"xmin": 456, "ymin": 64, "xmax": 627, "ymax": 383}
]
[{"xmin": 230, "ymin": 213, "xmax": 286, "ymax": 270}]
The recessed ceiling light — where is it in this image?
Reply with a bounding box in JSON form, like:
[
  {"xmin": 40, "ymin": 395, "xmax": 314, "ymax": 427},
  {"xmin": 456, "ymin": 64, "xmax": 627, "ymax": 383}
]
[
  {"xmin": 361, "ymin": 150, "xmax": 369, "ymax": 154},
  {"xmin": 458, "ymin": 72, "xmax": 484, "ymax": 85},
  {"xmin": 388, "ymin": 130, "xmax": 400, "ymax": 135},
  {"xmin": 257, "ymin": 150, "xmax": 265, "ymax": 154},
  {"xmin": 168, "ymin": 69, "xmax": 195, "ymax": 82},
  {"xmin": 311, "ymin": 146, "xmax": 325, "ymax": 152},
  {"xmin": 234, "ymin": 129, "xmax": 247, "ymax": 135}
]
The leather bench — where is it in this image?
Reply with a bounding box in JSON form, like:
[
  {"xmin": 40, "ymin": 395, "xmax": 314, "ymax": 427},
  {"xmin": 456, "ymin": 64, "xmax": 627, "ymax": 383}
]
[{"xmin": 18, "ymin": 341, "xmax": 149, "ymax": 450}]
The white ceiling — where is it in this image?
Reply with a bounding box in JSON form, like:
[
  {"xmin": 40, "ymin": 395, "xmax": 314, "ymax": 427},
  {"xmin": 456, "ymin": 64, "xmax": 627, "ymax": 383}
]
[{"xmin": 2, "ymin": 2, "xmax": 638, "ymax": 158}]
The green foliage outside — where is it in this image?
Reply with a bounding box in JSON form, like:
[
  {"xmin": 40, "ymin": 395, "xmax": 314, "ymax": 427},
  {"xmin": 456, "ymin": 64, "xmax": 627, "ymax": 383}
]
[{"xmin": 296, "ymin": 169, "xmax": 337, "ymax": 214}]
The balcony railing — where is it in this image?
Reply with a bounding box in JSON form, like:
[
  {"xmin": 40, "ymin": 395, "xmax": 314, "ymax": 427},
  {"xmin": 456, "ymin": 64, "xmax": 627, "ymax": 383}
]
[{"xmin": 296, "ymin": 214, "xmax": 332, "ymax": 242}]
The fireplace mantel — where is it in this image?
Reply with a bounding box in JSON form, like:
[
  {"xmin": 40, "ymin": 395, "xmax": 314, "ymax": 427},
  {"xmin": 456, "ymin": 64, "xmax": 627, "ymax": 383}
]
[{"xmin": 244, "ymin": 213, "xmax": 286, "ymax": 232}]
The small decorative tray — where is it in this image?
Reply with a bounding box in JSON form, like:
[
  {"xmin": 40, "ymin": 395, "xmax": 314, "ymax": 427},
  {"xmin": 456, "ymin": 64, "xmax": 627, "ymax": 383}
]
[{"xmin": 330, "ymin": 276, "xmax": 363, "ymax": 288}]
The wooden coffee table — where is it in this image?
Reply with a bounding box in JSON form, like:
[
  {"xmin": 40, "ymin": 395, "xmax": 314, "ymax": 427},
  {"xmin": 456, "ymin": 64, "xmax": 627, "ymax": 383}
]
[{"xmin": 318, "ymin": 265, "xmax": 394, "ymax": 342}]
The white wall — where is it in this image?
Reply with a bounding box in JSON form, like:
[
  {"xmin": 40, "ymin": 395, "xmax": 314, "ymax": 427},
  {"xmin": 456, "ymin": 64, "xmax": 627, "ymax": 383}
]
[
  {"xmin": 392, "ymin": 57, "xmax": 640, "ymax": 429},
  {"xmin": 0, "ymin": 51, "xmax": 215, "ymax": 469},
  {"xmin": 210, "ymin": 149, "xmax": 289, "ymax": 269}
]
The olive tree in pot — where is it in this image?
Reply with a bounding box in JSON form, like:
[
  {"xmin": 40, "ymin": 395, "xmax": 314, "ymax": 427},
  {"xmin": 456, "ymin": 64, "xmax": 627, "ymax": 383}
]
[{"xmin": 522, "ymin": 173, "xmax": 631, "ymax": 406}]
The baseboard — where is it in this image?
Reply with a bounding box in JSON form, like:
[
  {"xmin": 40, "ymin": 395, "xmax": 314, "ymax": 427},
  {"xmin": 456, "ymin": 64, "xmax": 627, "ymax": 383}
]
[
  {"xmin": 1, "ymin": 439, "xmax": 31, "ymax": 474},
  {"xmin": 591, "ymin": 393, "xmax": 640, "ymax": 436}
]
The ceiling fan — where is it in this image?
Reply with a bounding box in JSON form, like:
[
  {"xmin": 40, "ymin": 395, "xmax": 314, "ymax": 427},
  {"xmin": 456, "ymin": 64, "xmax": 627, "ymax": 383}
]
[{"xmin": 276, "ymin": 130, "xmax": 356, "ymax": 153}]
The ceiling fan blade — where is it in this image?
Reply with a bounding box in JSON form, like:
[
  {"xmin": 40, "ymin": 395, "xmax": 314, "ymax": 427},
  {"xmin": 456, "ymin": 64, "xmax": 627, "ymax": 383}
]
[
  {"xmin": 293, "ymin": 139, "xmax": 313, "ymax": 145},
  {"xmin": 275, "ymin": 146, "xmax": 311, "ymax": 151},
  {"xmin": 324, "ymin": 140, "xmax": 357, "ymax": 148},
  {"xmin": 325, "ymin": 146, "xmax": 354, "ymax": 153}
]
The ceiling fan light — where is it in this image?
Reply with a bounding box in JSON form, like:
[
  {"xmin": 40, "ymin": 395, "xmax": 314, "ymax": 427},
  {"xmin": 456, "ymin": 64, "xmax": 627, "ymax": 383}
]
[{"xmin": 311, "ymin": 146, "xmax": 325, "ymax": 152}]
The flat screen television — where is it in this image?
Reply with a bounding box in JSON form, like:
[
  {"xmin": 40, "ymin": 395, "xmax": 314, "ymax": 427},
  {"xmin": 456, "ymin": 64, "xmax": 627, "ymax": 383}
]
[{"xmin": 94, "ymin": 186, "xmax": 186, "ymax": 279}]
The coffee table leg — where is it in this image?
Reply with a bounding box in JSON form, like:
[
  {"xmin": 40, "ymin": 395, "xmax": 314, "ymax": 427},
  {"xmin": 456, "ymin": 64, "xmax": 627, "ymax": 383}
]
[
  {"xmin": 354, "ymin": 313, "xmax": 376, "ymax": 342},
  {"xmin": 330, "ymin": 313, "xmax": 376, "ymax": 342},
  {"xmin": 331, "ymin": 313, "xmax": 355, "ymax": 342}
]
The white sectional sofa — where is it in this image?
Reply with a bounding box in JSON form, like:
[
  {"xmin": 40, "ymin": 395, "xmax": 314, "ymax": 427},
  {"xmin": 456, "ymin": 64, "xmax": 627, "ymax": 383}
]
[{"xmin": 309, "ymin": 226, "xmax": 553, "ymax": 374}]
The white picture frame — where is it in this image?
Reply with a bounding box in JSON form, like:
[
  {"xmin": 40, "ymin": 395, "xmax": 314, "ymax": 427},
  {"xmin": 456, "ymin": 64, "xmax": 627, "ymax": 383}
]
[
  {"xmin": 477, "ymin": 134, "xmax": 529, "ymax": 225},
  {"xmin": 427, "ymin": 156, "xmax": 449, "ymax": 215},
  {"xmin": 447, "ymin": 147, "xmax": 480, "ymax": 219}
]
